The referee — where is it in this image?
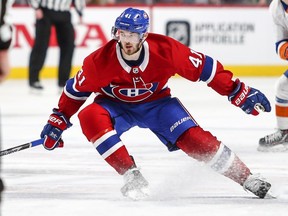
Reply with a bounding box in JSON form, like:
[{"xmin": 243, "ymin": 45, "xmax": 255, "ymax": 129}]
[{"xmin": 28, "ymin": 0, "xmax": 85, "ymax": 91}]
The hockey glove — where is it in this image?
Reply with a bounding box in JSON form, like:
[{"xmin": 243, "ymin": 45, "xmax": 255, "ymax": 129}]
[
  {"xmin": 228, "ymin": 79, "xmax": 271, "ymax": 115},
  {"xmin": 40, "ymin": 109, "xmax": 72, "ymax": 150}
]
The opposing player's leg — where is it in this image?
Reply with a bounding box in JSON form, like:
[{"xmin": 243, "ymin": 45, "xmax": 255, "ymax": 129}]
[
  {"xmin": 258, "ymin": 71, "xmax": 288, "ymax": 152},
  {"xmin": 78, "ymin": 103, "xmax": 149, "ymax": 200},
  {"xmin": 176, "ymin": 127, "xmax": 271, "ymax": 198}
]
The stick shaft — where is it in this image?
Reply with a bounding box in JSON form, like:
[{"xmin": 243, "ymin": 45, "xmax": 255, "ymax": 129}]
[{"xmin": 0, "ymin": 139, "xmax": 44, "ymax": 157}]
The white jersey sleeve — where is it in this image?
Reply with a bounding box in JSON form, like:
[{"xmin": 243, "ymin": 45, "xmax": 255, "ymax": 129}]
[{"xmin": 270, "ymin": 0, "xmax": 288, "ymax": 42}]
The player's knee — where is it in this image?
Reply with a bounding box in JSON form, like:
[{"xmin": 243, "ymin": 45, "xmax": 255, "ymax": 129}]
[
  {"xmin": 176, "ymin": 126, "xmax": 221, "ymax": 162},
  {"xmin": 276, "ymin": 72, "xmax": 288, "ymax": 100},
  {"xmin": 78, "ymin": 103, "xmax": 113, "ymax": 142}
]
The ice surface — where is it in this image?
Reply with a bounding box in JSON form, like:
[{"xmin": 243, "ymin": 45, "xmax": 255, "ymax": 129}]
[{"xmin": 1, "ymin": 77, "xmax": 288, "ymax": 216}]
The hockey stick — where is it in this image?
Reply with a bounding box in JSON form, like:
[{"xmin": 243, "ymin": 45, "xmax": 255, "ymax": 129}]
[{"xmin": 0, "ymin": 138, "xmax": 44, "ymax": 157}]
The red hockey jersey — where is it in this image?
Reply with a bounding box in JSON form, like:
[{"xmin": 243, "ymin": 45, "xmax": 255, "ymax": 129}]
[{"xmin": 58, "ymin": 33, "xmax": 236, "ymax": 119}]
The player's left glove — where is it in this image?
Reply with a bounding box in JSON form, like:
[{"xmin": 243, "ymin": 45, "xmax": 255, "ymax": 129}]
[
  {"xmin": 40, "ymin": 109, "xmax": 72, "ymax": 150},
  {"xmin": 228, "ymin": 79, "xmax": 271, "ymax": 115}
]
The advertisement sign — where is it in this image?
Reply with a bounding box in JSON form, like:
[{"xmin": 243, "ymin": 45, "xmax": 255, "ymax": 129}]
[{"xmin": 8, "ymin": 6, "xmax": 285, "ymax": 78}]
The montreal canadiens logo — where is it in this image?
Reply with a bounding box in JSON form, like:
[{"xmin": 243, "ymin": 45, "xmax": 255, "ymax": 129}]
[{"xmin": 102, "ymin": 83, "xmax": 158, "ymax": 102}]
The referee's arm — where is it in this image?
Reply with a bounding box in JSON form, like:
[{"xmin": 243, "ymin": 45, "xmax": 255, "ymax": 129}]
[{"xmin": 73, "ymin": 0, "xmax": 85, "ymax": 17}]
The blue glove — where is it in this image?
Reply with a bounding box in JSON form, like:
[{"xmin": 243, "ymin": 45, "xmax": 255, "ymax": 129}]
[
  {"xmin": 40, "ymin": 109, "xmax": 72, "ymax": 150},
  {"xmin": 228, "ymin": 79, "xmax": 271, "ymax": 115}
]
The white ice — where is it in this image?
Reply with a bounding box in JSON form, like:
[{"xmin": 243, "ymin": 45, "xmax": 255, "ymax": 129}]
[{"xmin": 1, "ymin": 77, "xmax": 288, "ymax": 216}]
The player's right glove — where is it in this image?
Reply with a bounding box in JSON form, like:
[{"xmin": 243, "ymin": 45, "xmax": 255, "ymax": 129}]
[
  {"xmin": 228, "ymin": 79, "xmax": 271, "ymax": 115},
  {"xmin": 40, "ymin": 109, "xmax": 72, "ymax": 150}
]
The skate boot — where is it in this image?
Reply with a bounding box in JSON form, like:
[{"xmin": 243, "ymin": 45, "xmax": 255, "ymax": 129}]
[
  {"xmin": 121, "ymin": 168, "xmax": 149, "ymax": 200},
  {"xmin": 243, "ymin": 174, "xmax": 271, "ymax": 198},
  {"xmin": 29, "ymin": 81, "xmax": 44, "ymax": 95},
  {"xmin": 258, "ymin": 129, "xmax": 288, "ymax": 152}
]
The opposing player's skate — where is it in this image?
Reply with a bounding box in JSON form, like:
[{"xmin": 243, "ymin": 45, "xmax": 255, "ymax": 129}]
[
  {"xmin": 121, "ymin": 168, "xmax": 149, "ymax": 200},
  {"xmin": 258, "ymin": 129, "xmax": 288, "ymax": 152},
  {"xmin": 243, "ymin": 174, "xmax": 272, "ymax": 198}
]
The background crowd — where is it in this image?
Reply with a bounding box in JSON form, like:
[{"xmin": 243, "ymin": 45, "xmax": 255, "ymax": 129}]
[{"xmin": 13, "ymin": 0, "xmax": 271, "ymax": 6}]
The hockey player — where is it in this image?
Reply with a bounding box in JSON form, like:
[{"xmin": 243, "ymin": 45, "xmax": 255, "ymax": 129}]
[
  {"xmin": 40, "ymin": 8, "xmax": 272, "ymax": 200},
  {"xmin": 258, "ymin": 0, "xmax": 288, "ymax": 151}
]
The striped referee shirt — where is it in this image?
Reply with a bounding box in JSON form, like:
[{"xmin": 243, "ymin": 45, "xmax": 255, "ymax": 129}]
[
  {"xmin": 29, "ymin": 0, "xmax": 85, "ymax": 16},
  {"xmin": 0, "ymin": 0, "xmax": 14, "ymax": 27}
]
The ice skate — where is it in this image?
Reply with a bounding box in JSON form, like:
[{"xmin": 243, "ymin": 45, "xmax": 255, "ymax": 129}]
[
  {"xmin": 258, "ymin": 129, "xmax": 288, "ymax": 152},
  {"xmin": 243, "ymin": 174, "xmax": 272, "ymax": 199},
  {"xmin": 29, "ymin": 81, "xmax": 44, "ymax": 95},
  {"xmin": 121, "ymin": 168, "xmax": 149, "ymax": 200}
]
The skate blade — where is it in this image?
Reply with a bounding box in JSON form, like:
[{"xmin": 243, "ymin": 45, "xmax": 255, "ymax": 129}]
[
  {"xmin": 29, "ymin": 88, "xmax": 44, "ymax": 96},
  {"xmin": 124, "ymin": 187, "xmax": 150, "ymax": 201},
  {"xmin": 257, "ymin": 144, "xmax": 288, "ymax": 152},
  {"xmin": 264, "ymin": 192, "xmax": 276, "ymax": 199}
]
